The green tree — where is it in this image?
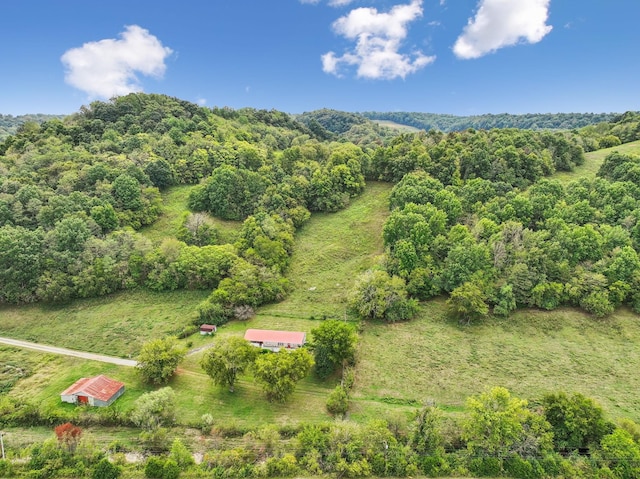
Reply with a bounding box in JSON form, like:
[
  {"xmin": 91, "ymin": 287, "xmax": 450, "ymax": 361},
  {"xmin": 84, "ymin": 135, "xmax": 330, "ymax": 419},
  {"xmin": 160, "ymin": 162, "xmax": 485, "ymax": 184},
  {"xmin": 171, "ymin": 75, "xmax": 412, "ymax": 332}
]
[
  {"xmin": 200, "ymin": 336, "xmax": 258, "ymax": 392},
  {"xmin": 90, "ymin": 203, "xmax": 119, "ymax": 233},
  {"xmin": 112, "ymin": 174, "xmax": 143, "ymax": 210},
  {"xmin": 310, "ymin": 320, "xmax": 358, "ymax": 379},
  {"xmin": 0, "ymin": 225, "xmax": 44, "ymax": 303},
  {"xmin": 463, "ymin": 387, "xmax": 553, "ymax": 459},
  {"xmin": 253, "ymin": 348, "xmax": 314, "ymax": 402},
  {"xmin": 349, "ymin": 269, "xmax": 418, "ymax": 322},
  {"xmin": 144, "ymin": 158, "xmax": 174, "ymax": 189},
  {"xmin": 410, "ymin": 406, "xmax": 444, "ymax": 456},
  {"xmin": 542, "ymin": 391, "xmax": 612, "ymax": 453},
  {"xmin": 136, "ymin": 337, "xmax": 186, "ymax": 384},
  {"xmin": 131, "ymin": 387, "xmax": 177, "ymax": 430},
  {"xmin": 169, "ymin": 438, "xmax": 195, "ymax": 468},
  {"xmin": 447, "ymin": 281, "xmax": 489, "ymax": 323},
  {"xmin": 598, "ymin": 429, "xmax": 640, "ymax": 479},
  {"xmin": 492, "ymin": 283, "xmax": 517, "ymax": 317},
  {"xmin": 326, "ymin": 385, "xmax": 349, "ymax": 417}
]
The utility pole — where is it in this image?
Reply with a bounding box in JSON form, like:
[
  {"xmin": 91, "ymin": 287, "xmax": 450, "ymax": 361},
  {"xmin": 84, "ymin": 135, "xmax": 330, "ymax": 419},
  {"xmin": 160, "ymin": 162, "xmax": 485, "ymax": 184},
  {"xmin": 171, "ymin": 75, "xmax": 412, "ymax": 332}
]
[{"xmin": 0, "ymin": 431, "xmax": 5, "ymax": 460}]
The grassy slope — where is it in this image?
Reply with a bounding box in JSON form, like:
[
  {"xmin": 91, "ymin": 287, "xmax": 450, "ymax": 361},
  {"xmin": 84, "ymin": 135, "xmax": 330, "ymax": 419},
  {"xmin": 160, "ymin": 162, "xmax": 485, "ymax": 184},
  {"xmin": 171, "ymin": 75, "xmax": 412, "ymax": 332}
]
[
  {"xmin": 554, "ymin": 140, "xmax": 640, "ymax": 183},
  {"xmin": 140, "ymin": 184, "xmax": 241, "ymax": 245},
  {"xmin": 371, "ymin": 120, "xmax": 421, "ymax": 133},
  {"xmin": 260, "ymin": 181, "xmax": 393, "ymax": 321},
  {"xmin": 353, "ymin": 300, "xmax": 640, "ymax": 422},
  {"xmin": 0, "ymin": 290, "xmax": 207, "ymax": 357}
]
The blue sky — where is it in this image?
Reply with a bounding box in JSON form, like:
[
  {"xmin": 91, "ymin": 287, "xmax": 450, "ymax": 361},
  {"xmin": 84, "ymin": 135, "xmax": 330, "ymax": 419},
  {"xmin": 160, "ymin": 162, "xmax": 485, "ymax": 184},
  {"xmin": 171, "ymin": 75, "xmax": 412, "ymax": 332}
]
[{"xmin": 1, "ymin": 0, "xmax": 638, "ymax": 116}]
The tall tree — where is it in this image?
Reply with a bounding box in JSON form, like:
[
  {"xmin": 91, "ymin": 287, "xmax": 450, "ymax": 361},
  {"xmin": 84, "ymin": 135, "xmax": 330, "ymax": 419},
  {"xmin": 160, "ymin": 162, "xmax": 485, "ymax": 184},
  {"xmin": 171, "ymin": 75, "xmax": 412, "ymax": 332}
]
[
  {"xmin": 310, "ymin": 320, "xmax": 358, "ymax": 379},
  {"xmin": 200, "ymin": 336, "xmax": 258, "ymax": 392},
  {"xmin": 253, "ymin": 348, "xmax": 314, "ymax": 402},
  {"xmin": 136, "ymin": 337, "xmax": 186, "ymax": 384}
]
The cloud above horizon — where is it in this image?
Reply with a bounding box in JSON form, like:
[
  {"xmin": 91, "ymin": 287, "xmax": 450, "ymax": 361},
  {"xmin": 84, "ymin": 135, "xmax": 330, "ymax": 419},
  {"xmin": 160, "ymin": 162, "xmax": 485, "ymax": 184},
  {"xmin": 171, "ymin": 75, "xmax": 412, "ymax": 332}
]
[
  {"xmin": 61, "ymin": 25, "xmax": 173, "ymax": 99},
  {"xmin": 321, "ymin": 0, "xmax": 435, "ymax": 80},
  {"xmin": 453, "ymin": 0, "xmax": 552, "ymax": 59}
]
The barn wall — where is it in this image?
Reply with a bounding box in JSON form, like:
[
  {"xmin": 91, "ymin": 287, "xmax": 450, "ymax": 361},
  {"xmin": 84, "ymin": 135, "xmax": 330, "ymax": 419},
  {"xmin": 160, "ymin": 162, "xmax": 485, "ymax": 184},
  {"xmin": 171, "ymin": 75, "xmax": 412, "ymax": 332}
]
[{"xmin": 60, "ymin": 394, "xmax": 77, "ymax": 404}]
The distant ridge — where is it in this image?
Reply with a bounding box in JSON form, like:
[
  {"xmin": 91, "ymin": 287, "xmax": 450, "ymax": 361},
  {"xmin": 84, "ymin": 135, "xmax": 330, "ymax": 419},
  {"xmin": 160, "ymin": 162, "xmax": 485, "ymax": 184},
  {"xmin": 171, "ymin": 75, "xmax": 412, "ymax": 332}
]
[
  {"xmin": 360, "ymin": 111, "xmax": 626, "ymax": 133},
  {"xmin": 0, "ymin": 113, "xmax": 66, "ymax": 140}
]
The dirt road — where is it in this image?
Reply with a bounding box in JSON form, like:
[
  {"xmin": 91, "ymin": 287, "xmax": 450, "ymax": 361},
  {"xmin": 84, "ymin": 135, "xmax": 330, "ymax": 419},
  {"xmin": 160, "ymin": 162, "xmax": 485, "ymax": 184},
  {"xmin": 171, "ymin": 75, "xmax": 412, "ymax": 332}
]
[{"xmin": 0, "ymin": 336, "xmax": 137, "ymax": 367}]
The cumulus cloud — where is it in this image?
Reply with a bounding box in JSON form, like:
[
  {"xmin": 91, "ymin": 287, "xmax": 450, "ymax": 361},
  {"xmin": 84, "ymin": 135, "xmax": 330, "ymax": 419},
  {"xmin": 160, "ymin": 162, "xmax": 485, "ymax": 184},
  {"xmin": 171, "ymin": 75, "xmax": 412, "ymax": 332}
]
[
  {"xmin": 61, "ymin": 25, "xmax": 173, "ymax": 98},
  {"xmin": 453, "ymin": 0, "xmax": 552, "ymax": 59},
  {"xmin": 322, "ymin": 0, "xmax": 435, "ymax": 80}
]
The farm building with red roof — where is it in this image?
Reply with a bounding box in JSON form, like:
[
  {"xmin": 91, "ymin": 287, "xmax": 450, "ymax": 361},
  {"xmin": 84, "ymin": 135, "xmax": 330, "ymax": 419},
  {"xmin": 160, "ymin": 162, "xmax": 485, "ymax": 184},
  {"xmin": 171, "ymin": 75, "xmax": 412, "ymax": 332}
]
[
  {"xmin": 244, "ymin": 329, "xmax": 306, "ymax": 352},
  {"xmin": 60, "ymin": 375, "xmax": 125, "ymax": 407}
]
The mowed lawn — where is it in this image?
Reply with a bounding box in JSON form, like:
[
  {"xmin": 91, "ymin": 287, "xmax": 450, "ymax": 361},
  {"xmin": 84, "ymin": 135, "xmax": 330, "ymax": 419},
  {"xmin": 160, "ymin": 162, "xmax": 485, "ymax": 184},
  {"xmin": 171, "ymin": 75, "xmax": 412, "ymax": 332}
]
[{"xmin": 553, "ymin": 139, "xmax": 640, "ymax": 183}]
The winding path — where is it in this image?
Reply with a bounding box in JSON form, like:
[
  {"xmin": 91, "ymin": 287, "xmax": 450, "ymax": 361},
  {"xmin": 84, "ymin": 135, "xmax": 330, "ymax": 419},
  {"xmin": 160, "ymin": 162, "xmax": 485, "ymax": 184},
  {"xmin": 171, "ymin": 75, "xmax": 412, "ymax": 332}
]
[{"xmin": 0, "ymin": 336, "xmax": 137, "ymax": 367}]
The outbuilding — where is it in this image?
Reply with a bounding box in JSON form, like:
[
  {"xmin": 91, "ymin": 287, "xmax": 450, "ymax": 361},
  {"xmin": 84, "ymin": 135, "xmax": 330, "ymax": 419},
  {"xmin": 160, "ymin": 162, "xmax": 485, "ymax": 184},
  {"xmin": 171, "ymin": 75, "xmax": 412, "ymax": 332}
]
[
  {"xmin": 244, "ymin": 329, "xmax": 306, "ymax": 352},
  {"xmin": 200, "ymin": 324, "xmax": 217, "ymax": 335},
  {"xmin": 60, "ymin": 375, "xmax": 125, "ymax": 407}
]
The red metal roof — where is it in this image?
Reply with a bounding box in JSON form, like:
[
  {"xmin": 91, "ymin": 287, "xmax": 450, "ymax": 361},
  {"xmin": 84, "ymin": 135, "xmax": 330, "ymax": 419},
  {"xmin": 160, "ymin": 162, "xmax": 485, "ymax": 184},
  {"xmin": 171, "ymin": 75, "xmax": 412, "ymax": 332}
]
[
  {"xmin": 61, "ymin": 375, "xmax": 124, "ymax": 402},
  {"xmin": 244, "ymin": 329, "xmax": 306, "ymax": 345},
  {"xmin": 200, "ymin": 324, "xmax": 217, "ymax": 331}
]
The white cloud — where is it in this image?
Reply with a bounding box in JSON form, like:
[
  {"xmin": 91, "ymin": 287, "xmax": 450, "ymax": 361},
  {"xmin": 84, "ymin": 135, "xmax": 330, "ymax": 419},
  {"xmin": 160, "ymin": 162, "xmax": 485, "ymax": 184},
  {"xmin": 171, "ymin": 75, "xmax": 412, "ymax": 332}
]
[
  {"xmin": 322, "ymin": 0, "xmax": 435, "ymax": 80},
  {"xmin": 197, "ymin": 98, "xmax": 207, "ymax": 106},
  {"xmin": 453, "ymin": 0, "xmax": 552, "ymax": 59},
  {"xmin": 61, "ymin": 25, "xmax": 173, "ymax": 99}
]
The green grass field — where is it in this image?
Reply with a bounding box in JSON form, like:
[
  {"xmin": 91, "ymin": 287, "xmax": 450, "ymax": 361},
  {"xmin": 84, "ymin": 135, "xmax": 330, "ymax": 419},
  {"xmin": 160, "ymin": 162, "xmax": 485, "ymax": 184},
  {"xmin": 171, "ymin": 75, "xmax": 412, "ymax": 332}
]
[
  {"xmin": 553, "ymin": 139, "xmax": 640, "ymax": 183},
  {"xmin": 0, "ymin": 290, "xmax": 208, "ymax": 357},
  {"xmin": 352, "ymin": 299, "xmax": 640, "ymax": 422}
]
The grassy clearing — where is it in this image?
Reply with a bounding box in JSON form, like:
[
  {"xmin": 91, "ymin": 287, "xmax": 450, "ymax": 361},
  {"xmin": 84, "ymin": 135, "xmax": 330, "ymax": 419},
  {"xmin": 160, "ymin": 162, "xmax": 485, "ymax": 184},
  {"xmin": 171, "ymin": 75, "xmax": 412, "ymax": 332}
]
[
  {"xmin": 553, "ymin": 140, "xmax": 640, "ymax": 183},
  {"xmin": 140, "ymin": 184, "xmax": 241, "ymax": 245},
  {"xmin": 372, "ymin": 120, "xmax": 421, "ymax": 133},
  {"xmin": 352, "ymin": 298, "xmax": 640, "ymax": 422},
  {"xmin": 260, "ymin": 181, "xmax": 393, "ymax": 321},
  {"xmin": 0, "ymin": 289, "xmax": 208, "ymax": 357}
]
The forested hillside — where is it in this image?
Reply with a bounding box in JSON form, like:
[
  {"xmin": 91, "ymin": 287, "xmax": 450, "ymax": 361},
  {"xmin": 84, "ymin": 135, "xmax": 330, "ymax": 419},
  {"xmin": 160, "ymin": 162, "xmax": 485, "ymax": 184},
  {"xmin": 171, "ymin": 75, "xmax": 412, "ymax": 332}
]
[
  {"xmin": 361, "ymin": 110, "xmax": 623, "ymax": 132},
  {"xmin": 0, "ymin": 114, "xmax": 65, "ymax": 141}
]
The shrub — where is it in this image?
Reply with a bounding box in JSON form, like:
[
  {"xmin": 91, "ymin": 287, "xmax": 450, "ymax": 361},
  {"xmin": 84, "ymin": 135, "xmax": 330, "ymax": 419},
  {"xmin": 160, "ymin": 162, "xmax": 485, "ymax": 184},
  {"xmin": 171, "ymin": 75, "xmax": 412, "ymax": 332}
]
[
  {"xmin": 196, "ymin": 300, "xmax": 233, "ymax": 326},
  {"xmin": 326, "ymin": 385, "xmax": 349, "ymax": 417},
  {"xmin": 468, "ymin": 456, "xmax": 502, "ymax": 477},
  {"xmin": 162, "ymin": 459, "xmax": 180, "ymax": 479},
  {"xmin": 265, "ymin": 454, "xmax": 299, "ymax": 477},
  {"xmin": 145, "ymin": 456, "xmax": 165, "ymax": 479},
  {"xmin": 92, "ymin": 458, "xmax": 121, "ymax": 479}
]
